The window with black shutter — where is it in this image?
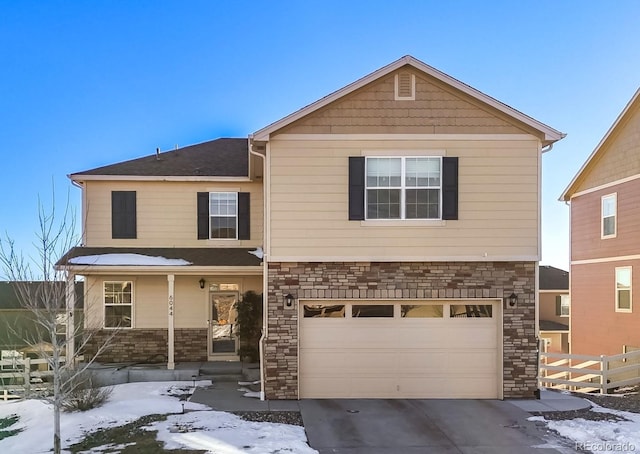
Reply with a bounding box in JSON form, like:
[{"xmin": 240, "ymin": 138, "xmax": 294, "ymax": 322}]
[
  {"xmin": 112, "ymin": 191, "xmax": 137, "ymax": 239},
  {"xmin": 197, "ymin": 191, "xmax": 250, "ymax": 240},
  {"xmin": 348, "ymin": 155, "xmax": 458, "ymax": 221}
]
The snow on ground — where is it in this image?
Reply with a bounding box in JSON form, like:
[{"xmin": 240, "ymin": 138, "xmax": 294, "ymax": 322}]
[
  {"xmin": 69, "ymin": 253, "xmax": 191, "ymax": 266},
  {"xmin": 529, "ymin": 405, "xmax": 640, "ymax": 453},
  {"xmin": 0, "ymin": 381, "xmax": 317, "ymax": 454}
]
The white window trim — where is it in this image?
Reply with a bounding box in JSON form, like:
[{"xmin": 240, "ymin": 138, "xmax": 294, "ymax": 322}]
[
  {"xmin": 601, "ymin": 193, "xmax": 617, "ymax": 239},
  {"xmin": 209, "ymin": 192, "xmax": 239, "ymax": 240},
  {"xmin": 615, "ymin": 266, "xmax": 632, "ymax": 313},
  {"xmin": 103, "ymin": 281, "xmax": 134, "ymax": 329},
  {"xmin": 365, "ymin": 156, "xmax": 442, "ymax": 221}
]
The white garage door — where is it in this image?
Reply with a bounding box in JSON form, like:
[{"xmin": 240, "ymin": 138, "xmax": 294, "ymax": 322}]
[{"xmin": 299, "ymin": 300, "xmax": 501, "ymax": 399}]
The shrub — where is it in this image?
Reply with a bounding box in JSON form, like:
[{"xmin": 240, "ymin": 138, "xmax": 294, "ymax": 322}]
[
  {"xmin": 62, "ymin": 372, "xmax": 112, "ymax": 412},
  {"xmin": 234, "ymin": 291, "xmax": 263, "ymax": 362}
]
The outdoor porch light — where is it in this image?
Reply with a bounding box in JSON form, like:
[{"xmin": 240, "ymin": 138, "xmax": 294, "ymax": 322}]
[
  {"xmin": 507, "ymin": 292, "xmax": 518, "ymax": 307},
  {"xmin": 199, "ymin": 278, "xmax": 206, "ymax": 289},
  {"xmin": 285, "ymin": 293, "xmax": 295, "ymax": 308}
]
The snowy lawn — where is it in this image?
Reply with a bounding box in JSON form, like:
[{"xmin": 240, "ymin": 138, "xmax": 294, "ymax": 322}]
[
  {"xmin": 530, "ymin": 404, "xmax": 640, "ymax": 453},
  {"xmin": 0, "ymin": 381, "xmax": 317, "ymax": 453}
]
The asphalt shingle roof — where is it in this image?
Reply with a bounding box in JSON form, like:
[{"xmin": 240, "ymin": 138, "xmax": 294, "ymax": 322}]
[
  {"xmin": 71, "ymin": 138, "xmax": 248, "ymax": 177},
  {"xmin": 58, "ymin": 247, "xmax": 262, "ymax": 267},
  {"xmin": 539, "ymin": 265, "xmax": 569, "ymax": 290},
  {"xmin": 540, "ymin": 319, "xmax": 569, "ymax": 331}
]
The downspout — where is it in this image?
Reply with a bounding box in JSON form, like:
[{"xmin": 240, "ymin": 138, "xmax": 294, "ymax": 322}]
[{"xmin": 248, "ymin": 135, "xmax": 267, "ymax": 401}]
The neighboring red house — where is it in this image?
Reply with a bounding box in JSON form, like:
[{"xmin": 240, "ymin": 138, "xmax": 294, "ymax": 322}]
[
  {"xmin": 561, "ymin": 88, "xmax": 640, "ymax": 356},
  {"xmin": 538, "ymin": 266, "xmax": 569, "ymax": 354}
]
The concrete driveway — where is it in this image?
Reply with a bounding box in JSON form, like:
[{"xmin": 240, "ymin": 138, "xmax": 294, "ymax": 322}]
[{"xmin": 299, "ymin": 399, "xmax": 578, "ymax": 454}]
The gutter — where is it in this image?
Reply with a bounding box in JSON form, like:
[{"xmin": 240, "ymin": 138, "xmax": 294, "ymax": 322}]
[{"xmin": 248, "ymin": 135, "xmax": 268, "ymax": 401}]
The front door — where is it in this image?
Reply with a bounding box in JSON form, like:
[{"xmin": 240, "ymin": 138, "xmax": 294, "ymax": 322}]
[{"xmin": 208, "ymin": 291, "xmax": 239, "ymax": 358}]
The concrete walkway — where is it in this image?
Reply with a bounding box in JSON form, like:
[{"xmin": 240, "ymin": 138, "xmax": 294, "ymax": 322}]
[{"xmin": 190, "ymin": 382, "xmax": 590, "ymax": 414}]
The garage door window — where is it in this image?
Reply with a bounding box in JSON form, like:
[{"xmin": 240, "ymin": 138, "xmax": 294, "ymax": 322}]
[
  {"xmin": 401, "ymin": 305, "xmax": 443, "ymax": 318},
  {"xmin": 303, "ymin": 305, "xmax": 345, "ymax": 318},
  {"xmin": 450, "ymin": 304, "xmax": 492, "ymax": 318},
  {"xmin": 352, "ymin": 305, "xmax": 394, "ymax": 318}
]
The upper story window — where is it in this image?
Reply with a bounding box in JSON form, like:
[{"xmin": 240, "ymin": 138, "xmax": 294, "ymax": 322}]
[
  {"xmin": 601, "ymin": 193, "xmax": 617, "ymax": 238},
  {"xmin": 349, "ymin": 156, "xmax": 457, "ymax": 222},
  {"xmin": 209, "ymin": 192, "xmax": 238, "ymax": 239},
  {"xmin": 104, "ymin": 281, "xmax": 133, "ymax": 328},
  {"xmin": 615, "ymin": 266, "xmax": 632, "ymax": 312},
  {"xmin": 197, "ymin": 192, "xmax": 250, "ymax": 241},
  {"xmin": 366, "ymin": 157, "xmax": 441, "ymax": 220},
  {"xmin": 555, "ymin": 295, "xmax": 570, "ymax": 317}
]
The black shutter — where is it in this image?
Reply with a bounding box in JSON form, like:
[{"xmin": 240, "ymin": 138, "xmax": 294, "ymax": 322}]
[
  {"xmin": 112, "ymin": 191, "xmax": 136, "ymax": 239},
  {"xmin": 238, "ymin": 192, "xmax": 250, "ymax": 240},
  {"xmin": 349, "ymin": 157, "xmax": 365, "ymax": 220},
  {"xmin": 197, "ymin": 192, "xmax": 209, "ymax": 240},
  {"xmin": 442, "ymin": 157, "xmax": 458, "ymax": 220},
  {"xmin": 555, "ymin": 295, "xmax": 562, "ymax": 316}
]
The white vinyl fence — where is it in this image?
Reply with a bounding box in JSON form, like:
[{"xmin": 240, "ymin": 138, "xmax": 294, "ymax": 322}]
[
  {"xmin": 539, "ymin": 342, "xmax": 640, "ymax": 394},
  {"xmin": 0, "ymin": 356, "xmax": 65, "ymax": 400}
]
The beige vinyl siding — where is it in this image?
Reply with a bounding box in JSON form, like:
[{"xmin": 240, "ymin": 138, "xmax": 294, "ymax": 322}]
[
  {"xmin": 269, "ymin": 137, "xmax": 540, "ymax": 259},
  {"xmin": 84, "ymin": 180, "xmax": 263, "ymax": 247}
]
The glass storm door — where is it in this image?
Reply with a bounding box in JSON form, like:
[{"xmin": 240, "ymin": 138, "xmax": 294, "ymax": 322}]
[{"xmin": 208, "ymin": 291, "xmax": 239, "ymax": 356}]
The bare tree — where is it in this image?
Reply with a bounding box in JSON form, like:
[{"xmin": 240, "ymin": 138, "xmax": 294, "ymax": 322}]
[{"xmin": 0, "ymin": 192, "xmax": 118, "ymax": 454}]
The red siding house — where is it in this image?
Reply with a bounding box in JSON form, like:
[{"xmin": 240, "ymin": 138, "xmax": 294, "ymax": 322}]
[{"xmin": 561, "ymin": 88, "xmax": 640, "ymax": 356}]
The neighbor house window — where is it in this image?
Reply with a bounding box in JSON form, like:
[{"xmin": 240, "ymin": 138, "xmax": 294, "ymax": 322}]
[
  {"xmin": 555, "ymin": 295, "xmax": 570, "ymax": 317},
  {"xmin": 366, "ymin": 157, "xmax": 441, "ymax": 219},
  {"xmin": 209, "ymin": 192, "xmax": 238, "ymax": 239},
  {"xmin": 104, "ymin": 281, "xmax": 133, "ymax": 328},
  {"xmin": 602, "ymin": 193, "xmax": 617, "ymax": 238},
  {"xmin": 615, "ymin": 267, "xmax": 632, "ymax": 312}
]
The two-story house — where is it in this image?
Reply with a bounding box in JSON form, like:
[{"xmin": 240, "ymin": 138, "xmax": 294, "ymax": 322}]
[
  {"xmin": 61, "ymin": 55, "xmax": 564, "ymax": 400},
  {"xmin": 561, "ymin": 88, "xmax": 640, "ymax": 357},
  {"xmin": 538, "ymin": 266, "xmax": 570, "ymax": 354}
]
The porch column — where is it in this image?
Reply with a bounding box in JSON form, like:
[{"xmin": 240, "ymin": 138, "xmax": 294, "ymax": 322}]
[
  {"xmin": 65, "ymin": 274, "xmax": 75, "ymax": 366},
  {"xmin": 167, "ymin": 274, "xmax": 175, "ymax": 370}
]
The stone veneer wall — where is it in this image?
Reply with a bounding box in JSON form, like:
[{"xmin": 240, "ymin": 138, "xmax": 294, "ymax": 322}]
[
  {"xmin": 264, "ymin": 261, "xmax": 536, "ymax": 399},
  {"xmin": 84, "ymin": 328, "xmax": 208, "ymax": 363}
]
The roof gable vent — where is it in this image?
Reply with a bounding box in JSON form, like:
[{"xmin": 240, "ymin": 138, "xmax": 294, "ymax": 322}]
[{"xmin": 395, "ymin": 72, "xmax": 415, "ymax": 100}]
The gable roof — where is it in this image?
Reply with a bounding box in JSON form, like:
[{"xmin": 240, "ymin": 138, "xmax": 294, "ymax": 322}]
[
  {"xmin": 252, "ymin": 55, "xmax": 565, "ymax": 145},
  {"xmin": 539, "ymin": 265, "xmax": 569, "ymax": 291},
  {"xmin": 70, "ymin": 138, "xmax": 249, "ymax": 181},
  {"xmin": 561, "ymin": 87, "xmax": 640, "ymax": 201}
]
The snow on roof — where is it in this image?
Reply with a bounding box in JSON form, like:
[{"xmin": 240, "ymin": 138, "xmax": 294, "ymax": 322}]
[{"xmin": 68, "ymin": 253, "xmax": 192, "ymax": 266}]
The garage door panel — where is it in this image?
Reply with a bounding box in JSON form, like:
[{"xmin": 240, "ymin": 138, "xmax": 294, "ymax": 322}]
[
  {"xmin": 300, "ymin": 300, "xmax": 500, "ymax": 399},
  {"xmin": 299, "ymin": 350, "xmax": 352, "ymax": 373}
]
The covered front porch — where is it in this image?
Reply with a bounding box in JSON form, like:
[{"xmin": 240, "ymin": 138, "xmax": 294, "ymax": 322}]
[{"xmin": 59, "ymin": 247, "xmax": 263, "ymax": 370}]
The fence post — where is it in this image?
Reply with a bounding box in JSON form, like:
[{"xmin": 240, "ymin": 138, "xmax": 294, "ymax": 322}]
[
  {"xmin": 600, "ymin": 355, "xmax": 607, "ymax": 394},
  {"xmin": 23, "ymin": 357, "xmax": 31, "ymax": 397}
]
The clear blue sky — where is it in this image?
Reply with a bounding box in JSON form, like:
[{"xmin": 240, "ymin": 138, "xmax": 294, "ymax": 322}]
[{"xmin": 1, "ymin": 1, "xmax": 639, "ymax": 272}]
